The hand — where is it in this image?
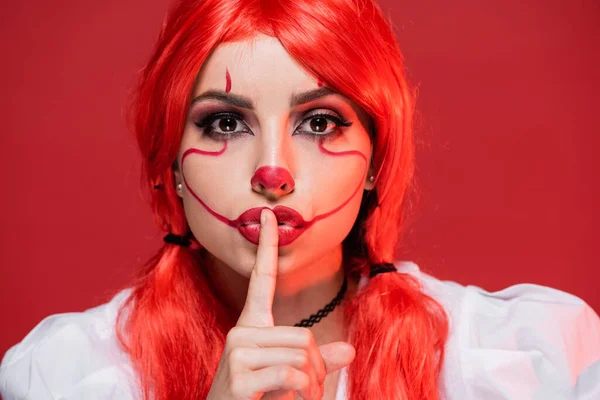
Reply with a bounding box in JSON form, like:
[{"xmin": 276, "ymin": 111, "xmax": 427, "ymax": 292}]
[{"xmin": 207, "ymin": 208, "xmax": 355, "ymax": 400}]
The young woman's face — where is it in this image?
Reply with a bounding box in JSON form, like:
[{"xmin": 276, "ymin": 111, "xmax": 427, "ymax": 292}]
[{"xmin": 175, "ymin": 34, "xmax": 374, "ymax": 277}]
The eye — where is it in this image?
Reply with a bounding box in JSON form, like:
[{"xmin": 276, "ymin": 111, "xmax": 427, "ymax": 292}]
[
  {"xmin": 194, "ymin": 112, "xmax": 253, "ymax": 140},
  {"xmin": 294, "ymin": 110, "xmax": 353, "ymax": 139}
]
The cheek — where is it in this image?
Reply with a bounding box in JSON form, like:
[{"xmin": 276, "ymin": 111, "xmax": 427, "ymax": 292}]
[
  {"xmin": 297, "ymin": 137, "xmax": 369, "ymax": 217},
  {"xmin": 182, "ymin": 193, "xmax": 259, "ymax": 277},
  {"xmin": 179, "ymin": 136, "xmax": 253, "ymax": 215},
  {"xmin": 273, "ymin": 139, "xmax": 367, "ymax": 267},
  {"xmin": 301, "ymin": 151, "xmax": 364, "ymax": 211},
  {"xmin": 178, "ymin": 138, "xmax": 260, "ymax": 276},
  {"xmin": 277, "ymin": 187, "xmax": 363, "ymax": 273},
  {"xmin": 183, "ymin": 153, "xmax": 242, "ymax": 202}
]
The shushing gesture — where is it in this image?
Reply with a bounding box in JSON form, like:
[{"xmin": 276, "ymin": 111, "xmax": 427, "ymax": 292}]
[{"xmin": 207, "ymin": 209, "xmax": 356, "ymax": 400}]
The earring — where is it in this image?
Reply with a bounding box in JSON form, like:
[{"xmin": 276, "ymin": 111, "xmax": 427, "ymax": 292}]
[
  {"xmin": 176, "ymin": 183, "xmax": 183, "ymax": 192},
  {"xmin": 368, "ymin": 175, "xmax": 375, "ymax": 182}
]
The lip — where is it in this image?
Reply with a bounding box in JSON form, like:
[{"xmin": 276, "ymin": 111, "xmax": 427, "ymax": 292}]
[{"xmin": 233, "ymin": 206, "xmax": 308, "ymax": 246}]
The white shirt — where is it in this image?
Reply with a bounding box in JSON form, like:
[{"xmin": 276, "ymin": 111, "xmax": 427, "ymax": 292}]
[{"xmin": 1, "ymin": 261, "xmax": 599, "ymax": 399}]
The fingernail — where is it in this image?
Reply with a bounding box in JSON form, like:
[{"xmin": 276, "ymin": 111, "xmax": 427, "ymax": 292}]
[{"xmin": 260, "ymin": 209, "xmax": 267, "ymax": 226}]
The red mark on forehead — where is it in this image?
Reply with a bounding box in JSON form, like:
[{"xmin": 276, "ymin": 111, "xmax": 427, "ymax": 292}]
[{"xmin": 225, "ymin": 68, "xmax": 232, "ymax": 93}]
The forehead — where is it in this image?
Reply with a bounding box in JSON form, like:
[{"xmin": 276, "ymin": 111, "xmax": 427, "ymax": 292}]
[{"xmin": 194, "ymin": 34, "xmax": 317, "ymax": 96}]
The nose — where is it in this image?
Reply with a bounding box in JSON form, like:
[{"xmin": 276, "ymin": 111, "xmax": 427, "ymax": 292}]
[{"xmin": 251, "ymin": 166, "xmax": 295, "ymax": 200}]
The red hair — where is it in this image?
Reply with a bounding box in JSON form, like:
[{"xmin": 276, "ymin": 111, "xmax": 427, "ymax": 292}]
[{"xmin": 117, "ymin": 0, "xmax": 449, "ymax": 398}]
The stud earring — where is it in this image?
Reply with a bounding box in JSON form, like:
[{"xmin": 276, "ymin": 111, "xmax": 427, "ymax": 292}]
[
  {"xmin": 368, "ymin": 175, "xmax": 375, "ymax": 182},
  {"xmin": 176, "ymin": 183, "xmax": 183, "ymax": 192}
]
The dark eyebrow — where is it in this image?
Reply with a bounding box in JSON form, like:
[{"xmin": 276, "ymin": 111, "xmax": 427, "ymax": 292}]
[
  {"xmin": 190, "ymin": 86, "xmax": 339, "ymax": 109},
  {"xmin": 190, "ymin": 90, "xmax": 254, "ymax": 109},
  {"xmin": 290, "ymin": 87, "xmax": 338, "ymax": 107}
]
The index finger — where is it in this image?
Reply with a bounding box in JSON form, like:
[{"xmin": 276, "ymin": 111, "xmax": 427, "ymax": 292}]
[{"xmin": 237, "ymin": 208, "xmax": 279, "ymax": 327}]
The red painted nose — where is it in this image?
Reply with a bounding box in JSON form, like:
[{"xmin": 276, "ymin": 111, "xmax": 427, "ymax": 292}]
[{"xmin": 251, "ymin": 166, "xmax": 295, "ymax": 198}]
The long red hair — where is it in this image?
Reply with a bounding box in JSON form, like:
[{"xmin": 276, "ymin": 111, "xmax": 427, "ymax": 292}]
[{"xmin": 117, "ymin": 0, "xmax": 449, "ymax": 398}]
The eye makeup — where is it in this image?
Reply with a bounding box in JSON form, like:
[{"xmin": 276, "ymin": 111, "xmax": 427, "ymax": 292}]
[
  {"xmin": 192, "ymin": 108, "xmax": 353, "ymax": 141},
  {"xmin": 194, "ymin": 111, "xmax": 252, "ymax": 140},
  {"xmin": 293, "ymin": 110, "xmax": 352, "ymax": 140}
]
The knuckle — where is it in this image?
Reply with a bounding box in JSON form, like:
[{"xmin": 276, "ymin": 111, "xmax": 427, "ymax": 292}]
[
  {"xmin": 226, "ymin": 328, "xmax": 240, "ymax": 344},
  {"xmin": 277, "ymin": 365, "xmax": 295, "ymax": 383},
  {"xmin": 226, "ymin": 327, "xmax": 249, "ymax": 345},
  {"xmin": 296, "ymin": 351, "xmax": 310, "ymax": 370},
  {"xmin": 298, "ymin": 327, "xmax": 313, "ymax": 347},
  {"xmin": 228, "ymin": 347, "xmax": 244, "ymax": 366}
]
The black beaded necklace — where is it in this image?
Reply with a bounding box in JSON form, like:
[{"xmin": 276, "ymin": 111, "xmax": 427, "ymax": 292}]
[
  {"xmin": 294, "ymin": 275, "xmax": 348, "ymax": 327},
  {"xmin": 292, "ymin": 263, "xmax": 397, "ymax": 327}
]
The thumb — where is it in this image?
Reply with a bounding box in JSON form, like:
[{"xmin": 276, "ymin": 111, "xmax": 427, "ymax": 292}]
[{"xmin": 318, "ymin": 342, "xmax": 356, "ymax": 374}]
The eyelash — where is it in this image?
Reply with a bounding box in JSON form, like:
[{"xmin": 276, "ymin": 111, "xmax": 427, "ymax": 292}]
[{"xmin": 193, "ymin": 110, "xmax": 353, "ymax": 141}]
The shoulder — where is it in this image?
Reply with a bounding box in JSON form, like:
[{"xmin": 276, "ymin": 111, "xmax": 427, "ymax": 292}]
[
  {"xmin": 0, "ymin": 288, "xmax": 140, "ymax": 400},
  {"xmin": 389, "ymin": 261, "xmax": 600, "ymax": 399}
]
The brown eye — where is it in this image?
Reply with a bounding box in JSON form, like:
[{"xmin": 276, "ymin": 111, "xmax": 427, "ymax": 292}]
[
  {"xmin": 310, "ymin": 117, "xmax": 330, "ymax": 133},
  {"xmin": 194, "ymin": 111, "xmax": 253, "ymax": 141},
  {"xmin": 219, "ymin": 117, "xmax": 237, "ymax": 132},
  {"xmin": 295, "ymin": 111, "xmax": 352, "ymax": 139}
]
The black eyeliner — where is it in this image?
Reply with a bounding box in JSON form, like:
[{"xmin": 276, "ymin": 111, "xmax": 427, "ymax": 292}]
[
  {"xmin": 194, "ymin": 111, "xmax": 252, "ymax": 140},
  {"xmin": 193, "ymin": 109, "xmax": 352, "ymax": 141}
]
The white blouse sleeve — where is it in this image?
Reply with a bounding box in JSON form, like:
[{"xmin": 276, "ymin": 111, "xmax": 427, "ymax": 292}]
[
  {"xmin": 457, "ymin": 282, "xmax": 600, "ymax": 399},
  {"xmin": 0, "ymin": 290, "xmax": 139, "ymax": 400}
]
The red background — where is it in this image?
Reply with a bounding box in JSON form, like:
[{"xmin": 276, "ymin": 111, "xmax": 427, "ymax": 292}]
[{"xmin": 1, "ymin": 0, "xmax": 598, "ymax": 359}]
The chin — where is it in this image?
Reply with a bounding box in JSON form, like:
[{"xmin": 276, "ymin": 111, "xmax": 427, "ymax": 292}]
[
  {"xmin": 274, "ymin": 250, "xmax": 303, "ymax": 275},
  {"xmin": 235, "ymin": 237, "xmax": 303, "ymax": 276}
]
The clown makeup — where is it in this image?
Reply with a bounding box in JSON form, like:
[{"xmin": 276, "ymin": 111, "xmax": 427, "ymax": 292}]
[{"xmin": 175, "ymin": 34, "xmax": 374, "ymax": 282}]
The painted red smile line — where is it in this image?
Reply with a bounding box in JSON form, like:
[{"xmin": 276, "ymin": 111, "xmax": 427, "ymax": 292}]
[{"xmin": 180, "ymin": 138, "xmax": 367, "ymax": 246}]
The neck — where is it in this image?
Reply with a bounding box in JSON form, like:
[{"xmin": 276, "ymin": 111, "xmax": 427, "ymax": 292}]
[{"xmin": 202, "ymin": 245, "xmax": 358, "ymax": 344}]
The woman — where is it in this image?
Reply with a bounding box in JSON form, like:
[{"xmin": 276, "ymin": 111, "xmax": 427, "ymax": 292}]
[{"xmin": 1, "ymin": 0, "xmax": 599, "ymax": 399}]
